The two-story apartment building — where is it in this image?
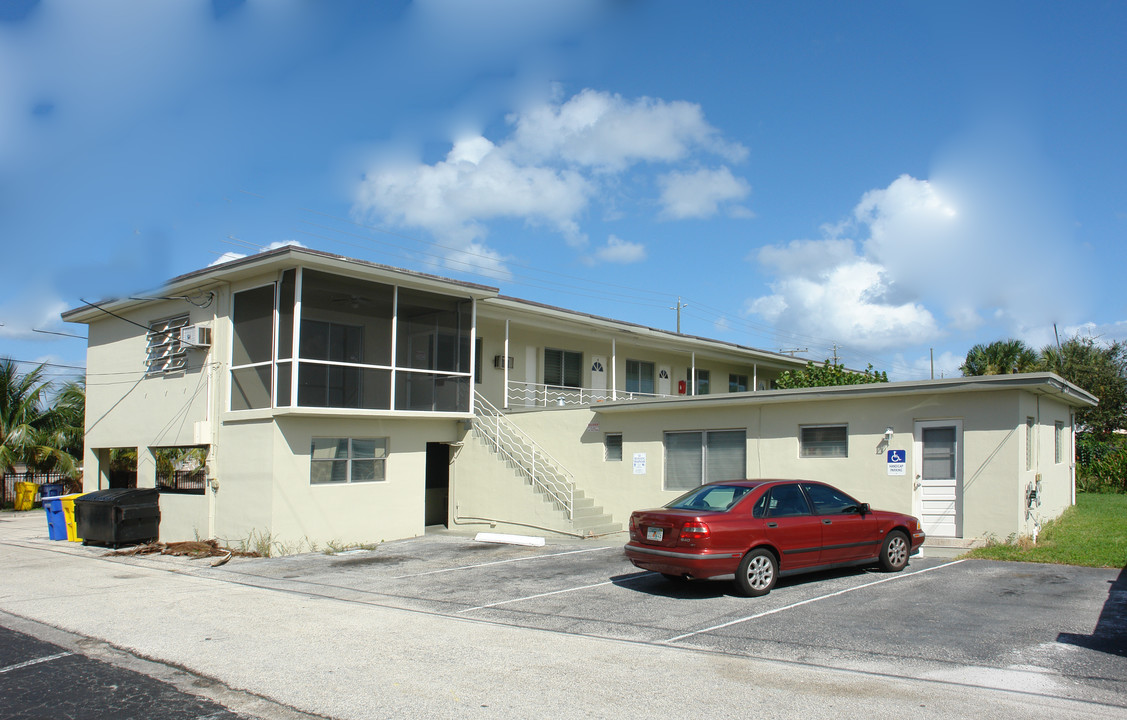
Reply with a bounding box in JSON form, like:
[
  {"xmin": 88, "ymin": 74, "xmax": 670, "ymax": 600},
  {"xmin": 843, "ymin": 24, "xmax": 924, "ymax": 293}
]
[{"xmin": 63, "ymin": 246, "xmax": 1096, "ymax": 551}]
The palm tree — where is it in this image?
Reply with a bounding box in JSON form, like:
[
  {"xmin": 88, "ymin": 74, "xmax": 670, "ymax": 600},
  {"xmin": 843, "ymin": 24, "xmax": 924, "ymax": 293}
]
[
  {"xmin": 0, "ymin": 357, "xmax": 79, "ymax": 477},
  {"xmin": 960, "ymin": 339, "xmax": 1039, "ymax": 376},
  {"xmin": 48, "ymin": 378, "xmax": 85, "ymax": 462}
]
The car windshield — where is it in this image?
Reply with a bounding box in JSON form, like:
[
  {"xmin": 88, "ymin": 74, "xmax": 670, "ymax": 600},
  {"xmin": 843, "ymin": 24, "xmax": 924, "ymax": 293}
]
[{"xmin": 665, "ymin": 484, "xmax": 753, "ymax": 512}]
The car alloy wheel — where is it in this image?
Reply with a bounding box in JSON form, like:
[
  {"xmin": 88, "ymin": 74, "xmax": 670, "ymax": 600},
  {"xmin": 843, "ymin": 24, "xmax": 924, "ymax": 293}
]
[
  {"xmin": 880, "ymin": 531, "xmax": 909, "ymax": 572},
  {"xmin": 736, "ymin": 548, "xmax": 777, "ymax": 597}
]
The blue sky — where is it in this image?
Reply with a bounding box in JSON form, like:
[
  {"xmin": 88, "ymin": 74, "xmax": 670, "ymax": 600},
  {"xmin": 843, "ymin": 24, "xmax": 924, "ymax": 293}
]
[{"xmin": 2, "ymin": 0, "xmax": 1125, "ymax": 385}]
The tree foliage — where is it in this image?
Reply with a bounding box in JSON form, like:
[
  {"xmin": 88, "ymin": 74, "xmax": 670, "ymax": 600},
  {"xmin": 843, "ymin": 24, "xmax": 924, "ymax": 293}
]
[
  {"xmin": 775, "ymin": 361, "xmax": 888, "ymax": 389},
  {"xmin": 960, "ymin": 339, "xmax": 1039, "ymax": 376},
  {"xmin": 0, "ymin": 358, "xmax": 81, "ymax": 477},
  {"xmin": 1040, "ymin": 336, "xmax": 1127, "ymax": 440}
]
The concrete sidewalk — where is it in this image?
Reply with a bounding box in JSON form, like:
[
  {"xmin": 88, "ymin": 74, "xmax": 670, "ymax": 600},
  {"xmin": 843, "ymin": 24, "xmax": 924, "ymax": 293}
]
[{"xmin": 0, "ymin": 511, "xmax": 1117, "ymax": 719}]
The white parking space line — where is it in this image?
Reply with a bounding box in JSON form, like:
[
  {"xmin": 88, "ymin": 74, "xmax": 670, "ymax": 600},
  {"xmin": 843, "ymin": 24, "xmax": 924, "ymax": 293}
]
[
  {"xmin": 663, "ymin": 559, "xmax": 966, "ymax": 644},
  {"xmin": 0, "ymin": 651, "xmax": 73, "ymax": 674},
  {"xmin": 457, "ymin": 573, "xmax": 654, "ymax": 614},
  {"xmin": 392, "ymin": 545, "xmax": 617, "ymax": 579}
]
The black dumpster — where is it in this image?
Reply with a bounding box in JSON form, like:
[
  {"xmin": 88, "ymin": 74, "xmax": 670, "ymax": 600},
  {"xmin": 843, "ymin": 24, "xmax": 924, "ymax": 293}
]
[{"xmin": 74, "ymin": 488, "xmax": 160, "ymax": 548}]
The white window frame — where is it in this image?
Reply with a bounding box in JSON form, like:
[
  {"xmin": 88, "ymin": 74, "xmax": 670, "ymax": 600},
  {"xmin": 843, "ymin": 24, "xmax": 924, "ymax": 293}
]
[
  {"xmin": 625, "ymin": 359, "xmax": 655, "ymax": 395},
  {"xmin": 310, "ymin": 437, "xmax": 388, "ymax": 485}
]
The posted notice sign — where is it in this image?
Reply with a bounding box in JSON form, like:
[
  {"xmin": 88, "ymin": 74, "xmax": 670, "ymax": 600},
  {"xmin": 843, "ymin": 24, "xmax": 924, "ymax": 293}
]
[
  {"xmin": 633, "ymin": 453, "xmax": 647, "ymax": 475},
  {"xmin": 887, "ymin": 450, "xmax": 906, "ymax": 476}
]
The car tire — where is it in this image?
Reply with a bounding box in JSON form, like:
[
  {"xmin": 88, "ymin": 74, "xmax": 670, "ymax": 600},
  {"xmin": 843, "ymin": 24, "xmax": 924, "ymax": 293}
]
[
  {"xmin": 735, "ymin": 548, "xmax": 777, "ymax": 597},
  {"xmin": 879, "ymin": 530, "xmax": 910, "ymax": 572}
]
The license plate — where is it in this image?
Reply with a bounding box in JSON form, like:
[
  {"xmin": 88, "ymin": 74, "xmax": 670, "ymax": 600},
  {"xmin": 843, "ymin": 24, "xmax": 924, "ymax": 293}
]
[{"xmin": 646, "ymin": 527, "xmax": 663, "ymax": 541}]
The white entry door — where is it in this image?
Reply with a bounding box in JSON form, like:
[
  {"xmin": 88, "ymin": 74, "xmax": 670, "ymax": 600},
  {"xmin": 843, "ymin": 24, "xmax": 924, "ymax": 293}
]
[
  {"xmin": 590, "ymin": 356, "xmax": 607, "ymax": 400},
  {"xmin": 913, "ymin": 420, "xmax": 962, "ymax": 538}
]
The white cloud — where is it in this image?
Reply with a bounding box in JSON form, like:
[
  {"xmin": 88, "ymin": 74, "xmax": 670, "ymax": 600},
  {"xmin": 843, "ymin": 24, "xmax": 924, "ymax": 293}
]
[
  {"xmin": 592, "ymin": 235, "xmax": 646, "ymax": 264},
  {"xmin": 353, "ymin": 87, "xmax": 750, "ymax": 270},
  {"xmin": 354, "ymin": 135, "xmax": 592, "ymax": 252},
  {"xmin": 508, "ymin": 87, "xmax": 748, "ymax": 171},
  {"xmin": 747, "ymin": 123, "xmax": 1083, "ymax": 356},
  {"xmin": 658, "ymin": 166, "xmax": 751, "ymax": 219},
  {"xmin": 209, "ymin": 239, "xmax": 305, "ymax": 267},
  {"xmin": 440, "ymin": 241, "xmax": 512, "ymax": 281},
  {"xmin": 749, "ymin": 258, "xmax": 938, "ymax": 352},
  {"xmin": 0, "ymin": 294, "xmax": 71, "ymax": 340}
]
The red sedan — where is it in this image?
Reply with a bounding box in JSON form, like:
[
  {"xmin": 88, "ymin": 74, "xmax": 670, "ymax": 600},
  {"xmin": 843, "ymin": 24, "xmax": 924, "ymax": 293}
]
[{"xmin": 624, "ymin": 479, "xmax": 925, "ymax": 596}]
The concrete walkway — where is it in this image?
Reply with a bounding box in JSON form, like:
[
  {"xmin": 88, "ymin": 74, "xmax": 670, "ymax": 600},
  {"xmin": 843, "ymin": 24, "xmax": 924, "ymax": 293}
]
[{"xmin": 0, "ymin": 511, "xmax": 1118, "ymax": 719}]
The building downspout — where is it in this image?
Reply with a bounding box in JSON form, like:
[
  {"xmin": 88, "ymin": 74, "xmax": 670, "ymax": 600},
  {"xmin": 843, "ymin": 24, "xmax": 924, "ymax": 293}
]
[
  {"xmin": 206, "ymin": 281, "xmax": 228, "ymax": 541},
  {"xmin": 1070, "ymin": 410, "xmax": 1077, "ymax": 506}
]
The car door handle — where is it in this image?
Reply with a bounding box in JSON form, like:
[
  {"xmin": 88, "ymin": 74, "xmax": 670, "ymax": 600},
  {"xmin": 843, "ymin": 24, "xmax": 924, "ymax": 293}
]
[
  {"xmin": 767, "ymin": 522, "xmax": 778, "ymax": 528},
  {"xmin": 822, "ymin": 519, "xmax": 832, "ymax": 525}
]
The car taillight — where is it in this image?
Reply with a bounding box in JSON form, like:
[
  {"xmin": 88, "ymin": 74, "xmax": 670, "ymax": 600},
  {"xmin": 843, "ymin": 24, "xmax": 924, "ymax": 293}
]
[{"xmin": 679, "ymin": 522, "xmax": 711, "ymax": 541}]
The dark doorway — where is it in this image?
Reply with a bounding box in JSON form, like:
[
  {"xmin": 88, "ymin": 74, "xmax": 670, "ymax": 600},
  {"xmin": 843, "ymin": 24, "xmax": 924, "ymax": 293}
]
[{"xmin": 425, "ymin": 442, "xmax": 451, "ymax": 527}]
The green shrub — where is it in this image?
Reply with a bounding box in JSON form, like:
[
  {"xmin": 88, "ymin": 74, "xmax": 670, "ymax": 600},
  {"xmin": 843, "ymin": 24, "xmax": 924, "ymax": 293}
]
[{"xmin": 1076, "ymin": 433, "xmax": 1127, "ymax": 493}]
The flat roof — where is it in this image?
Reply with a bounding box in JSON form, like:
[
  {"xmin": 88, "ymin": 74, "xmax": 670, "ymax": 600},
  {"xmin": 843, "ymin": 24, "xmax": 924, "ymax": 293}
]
[{"xmin": 593, "ymin": 372, "xmax": 1098, "ymax": 412}]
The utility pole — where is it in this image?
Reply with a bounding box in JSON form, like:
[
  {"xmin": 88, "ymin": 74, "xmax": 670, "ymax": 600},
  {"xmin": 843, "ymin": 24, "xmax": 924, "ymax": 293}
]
[{"xmin": 670, "ymin": 297, "xmax": 687, "ymax": 333}]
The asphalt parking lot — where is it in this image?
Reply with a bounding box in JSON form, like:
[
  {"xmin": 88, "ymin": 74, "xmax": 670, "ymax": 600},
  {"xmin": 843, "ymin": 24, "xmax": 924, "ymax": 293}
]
[
  {"xmin": 188, "ymin": 532, "xmax": 1126, "ymax": 708},
  {"xmin": 3, "ymin": 513, "xmax": 1125, "ymax": 718}
]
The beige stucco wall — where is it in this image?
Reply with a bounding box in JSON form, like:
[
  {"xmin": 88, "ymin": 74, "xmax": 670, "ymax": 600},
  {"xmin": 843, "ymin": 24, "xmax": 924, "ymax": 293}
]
[
  {"xmin": 79, "ymin": 292, "xmax": 219, "ymax": 541},
  {"xmin": 82, "ymin": 295, "xmax": 218, "ymax": 489},
  {"xmin": 453, "ymin": 388, "xmax": 1077, "ymax": 542},
  {"xmin": 1018, "ymin": 394, "xmax": 1075, "ymax": 539},
  {"xmin": 450, "ymin": 432, "xmax": 582, "ymax": 535},
  {"xmin": 158, "ymin": 493, "xmax": 210, "ymax": 542},
  {"xmin": 207, "ymin": 415, "xmax": 458, "ymax": 549}
]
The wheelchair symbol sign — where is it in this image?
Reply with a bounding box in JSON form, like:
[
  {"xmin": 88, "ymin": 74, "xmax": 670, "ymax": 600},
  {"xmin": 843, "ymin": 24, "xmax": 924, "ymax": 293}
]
[{"xmin": 887, "ymin": 450, "xmax": 906, "ymax": 476}]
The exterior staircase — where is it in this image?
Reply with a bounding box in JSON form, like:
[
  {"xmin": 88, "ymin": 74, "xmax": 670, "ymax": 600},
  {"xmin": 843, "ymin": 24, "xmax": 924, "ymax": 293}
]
[{"xmin": 471, "ymin": 392, "xmax": 621, "ymax": 537}]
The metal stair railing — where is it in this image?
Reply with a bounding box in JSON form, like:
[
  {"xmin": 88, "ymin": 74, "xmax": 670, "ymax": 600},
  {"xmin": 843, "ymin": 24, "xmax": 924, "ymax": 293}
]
[{"xmin": 472, "ymin": 391, "xmax": 575, "ymax": 519}]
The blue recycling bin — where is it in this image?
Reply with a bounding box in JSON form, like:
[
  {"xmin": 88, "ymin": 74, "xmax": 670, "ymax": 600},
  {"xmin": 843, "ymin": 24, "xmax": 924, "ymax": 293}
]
[
  {"xmin": 39, "ymin": 483, "xmax": 66, "ymax": 501},
  {"xmin": 43, "ymin": 496, "xmax": 68, "ymax": 541}
]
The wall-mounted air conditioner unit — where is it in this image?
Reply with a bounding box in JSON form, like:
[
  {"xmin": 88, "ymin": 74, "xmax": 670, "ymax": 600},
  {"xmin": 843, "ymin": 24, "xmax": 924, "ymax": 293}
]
[
  {"xmin": 180, "ymin": 324, "xmax": 212, "ymax": 348},
  {"xmin": 493, "ymin": 355, "xmax": 514, "ymax": 369}
]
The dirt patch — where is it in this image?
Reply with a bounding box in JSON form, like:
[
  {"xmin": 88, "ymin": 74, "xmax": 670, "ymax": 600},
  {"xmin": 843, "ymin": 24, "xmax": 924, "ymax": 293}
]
[{"xmin": 104, "ymin": 540, "xmax": 261, "ymax": 561}]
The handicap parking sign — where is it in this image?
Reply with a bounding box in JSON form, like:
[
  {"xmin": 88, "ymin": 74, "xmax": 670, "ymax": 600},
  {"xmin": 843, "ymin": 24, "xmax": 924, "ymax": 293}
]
[{"xmin": 887, "ymin": 449, "xmax": 906, "ymax": 476}]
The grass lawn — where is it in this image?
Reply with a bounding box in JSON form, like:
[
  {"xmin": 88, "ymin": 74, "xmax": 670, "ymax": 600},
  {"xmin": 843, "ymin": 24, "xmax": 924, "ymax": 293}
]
[{"xmin": 963, "ymin": 492, "xmax": 1126, "ymax": 568}]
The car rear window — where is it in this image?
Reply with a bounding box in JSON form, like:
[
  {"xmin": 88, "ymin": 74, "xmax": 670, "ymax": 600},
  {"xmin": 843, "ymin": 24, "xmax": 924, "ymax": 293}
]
[{"xmin": 666, "ymin": 485, "xmax": 752, "ymax": 512}]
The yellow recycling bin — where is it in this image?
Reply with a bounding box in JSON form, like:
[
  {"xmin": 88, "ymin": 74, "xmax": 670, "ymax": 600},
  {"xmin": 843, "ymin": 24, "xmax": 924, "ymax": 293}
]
[
  {"xmin": 14, "ymin": 482, "xmax": 38, "ymax": 511},
  {"xmin": 60, "ymin": 492, "xmax": 88, "ymax": 542}
]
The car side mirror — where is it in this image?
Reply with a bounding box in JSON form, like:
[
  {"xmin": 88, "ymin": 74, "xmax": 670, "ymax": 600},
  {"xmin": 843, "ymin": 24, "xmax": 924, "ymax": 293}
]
[{"xmin": 858, "ymin": 502, "xmax": 870, "ymax": 516}]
